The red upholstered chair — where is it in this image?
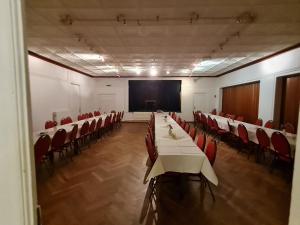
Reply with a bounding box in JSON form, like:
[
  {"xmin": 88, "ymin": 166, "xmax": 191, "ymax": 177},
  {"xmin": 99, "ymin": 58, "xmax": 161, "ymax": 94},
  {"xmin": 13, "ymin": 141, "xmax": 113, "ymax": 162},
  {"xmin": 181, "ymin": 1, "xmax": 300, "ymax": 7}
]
[
  {"xmin": 66, "ymin": 117, "xmax": 72, "ymax": 124},
  {"xmin": 254, "ymin": 118, "xmax": 263, "ymax": 126},
  {"xmin": 206, "ymin": 139, "xmax": 217, "ymax": 166},
  {"xmin": 88, "ymin": 112, "xmax": 93, "ymax": 118},
  {"xmin": 226, "ymin": 114, "xmax": 236, "ymax": 120},
  {"xmin": 256, "ymin": 128, "xmax": 270, "ymax": 162},
  {"xmin": 196, "ymin": 132, "xmax": 206, "ymax": 151},
  {"xmin": 219, "ymin": 112, "xmax": 225, "ymax": 117},
  {"xmin": 78, "ymin": 121, "xmax": 90, "ymax": 150},
  {"xmin": 171, "ymin": 112, "xmax": 176, "ymax": 119},
  {"xmin": 211, "ymin": 109, "xmax": 217, "ymax": 115},
  {"xmin": 50, "ymin": 129, "xmax": 67, "ymax": 162},
  {"xmin": 212, "ymin": 119, "xmax": 229, "ymax": 140},
  {"xmin": 236, "ymin": 116, "xmax": 244, "ymax": 122},
  {"xmin": 148, "ymin": 125, "xmax": 155, "ymax": 145},
  {"xmin": 271, "ymin": 132, "xmax": 293, "ymax": 173},
  {"xmin": 60, "ymin": 118, "xmax": 67, "ymax": 125},
  {"xmin": 145, "ymin": 134, "xmax": 157, "ymax": 165},
  {"xmin": 184, "ymin": 123, "xmax": 190, "ymax": 133},
  {"xmin": 189, "ymin": 127, "xmax": 197, "ymax": 141},
  {"xmin": 78, "ymin": 115, "xmax": 82, "ymax": 121},
  {"xmin": 283, "ymin": 122, "xmax": 295, "ymax": 134},
  {"xmin": 176, "ymin": 117, "xmax": 181, "ymax": 124},
  {"xmin": 264, "ymin": 120, "xmax": 273, "ymax": 129},
  {"xmin": 237, "ymin": 124, "xmax": 253, "ymax": 159},
  {"xmin": 200, "ymin": 114, "xmax": 208, "ymax": 131},
  {"xmin": 207, "ymin": 116, "xmax": 214, "ymax": 132},
  {"xmin": 45, "ymin": 120, "xmax": 56, "ymax": 129},
  {"xmin": 34, "ymin": 134, "xmax": 51, "ymax": 166},
  {"xmin": 88, "ymin": 119, "xmax": 96, "ymax": 141},
  {"xmin": 204, "ymin": 139, "xmax": 217, "ymax": 201},
  {"xmin": 64, "ymin": 124, "xmax": 79, "ymax": 156},
  {"xmin": 181, "ymin": 120, "xmax": 186, "ymax": 129},
  {"xmin": 95, "ymin": 117, "xmax": 103, "ymax": 138}
]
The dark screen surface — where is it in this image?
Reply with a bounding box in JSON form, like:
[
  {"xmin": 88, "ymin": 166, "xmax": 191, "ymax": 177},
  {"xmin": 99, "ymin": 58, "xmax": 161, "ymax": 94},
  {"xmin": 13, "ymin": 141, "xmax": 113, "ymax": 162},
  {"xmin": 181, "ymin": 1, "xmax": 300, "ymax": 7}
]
[{"xmin": 129, "ymin": 80, "xmax": 181, "ymax": 112}]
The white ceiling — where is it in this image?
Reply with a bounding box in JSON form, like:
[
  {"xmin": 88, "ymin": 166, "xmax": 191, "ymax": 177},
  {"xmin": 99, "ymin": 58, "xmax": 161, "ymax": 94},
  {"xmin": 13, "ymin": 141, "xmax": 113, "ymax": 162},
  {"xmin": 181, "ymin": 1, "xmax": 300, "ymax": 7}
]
[{"xmin": 25, "ymin": 0, "xmax": 300, "ymax": 77}]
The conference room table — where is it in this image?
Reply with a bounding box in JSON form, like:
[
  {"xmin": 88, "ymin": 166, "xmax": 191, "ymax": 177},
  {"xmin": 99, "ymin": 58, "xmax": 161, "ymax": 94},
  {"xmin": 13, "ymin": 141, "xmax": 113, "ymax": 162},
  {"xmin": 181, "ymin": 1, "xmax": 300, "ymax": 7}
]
[
  {"xmin": 33, "ymin": 114, "xmax": 108, "ymax": 143},
  {"xmin": 146, "ymin": 113, "xmax": 218, "ymax": 186},
  {"xmin": 203, "ymin": 113, "xmax": 297, "ymax": 157}
]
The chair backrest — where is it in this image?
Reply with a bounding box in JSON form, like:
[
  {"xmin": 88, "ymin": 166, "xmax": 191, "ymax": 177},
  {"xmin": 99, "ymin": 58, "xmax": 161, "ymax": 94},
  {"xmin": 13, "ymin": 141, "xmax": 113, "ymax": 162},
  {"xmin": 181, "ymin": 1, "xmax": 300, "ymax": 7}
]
[
  {"xmin": 45, "ymin": 120, "xmax": 56, "ymax": 129},
  {"xmin": 219, "ymin": 112, "xmax": 225, "ymax": 117},
  {"xmin": 236, "ymin": 116, "xmax": 244, "ymax": 122},
  {"xmin": 256, "ymin": 128, "xmax": 270, "ymax": 149},
  {"xmin": 211, "ymin": 109, "xmax": 217, "ymax": 115},
  {"xmin": 184, "ymin": 123, "xmax": 190, "ymax": 133},
  {"xmin": 271, "ymin": 132, "xmax": 291, "ymax": 159},
  {"xmin": 51, "ymin": 129, "xmax": 67, "ymax": 150},
  {"xmin": 227, "ymin": 121, "xmax": 234, "ymax": 133},
  {"xmin": 88, "ymin": 112, "xmax": 93, "ymax": 118},
  {"xmin": 60, "ymin": 118, "xmax": 67, "ymax": 125},
  {"xmin": 207, "ymin": 116, "xmax": 214, "ymax": 130},
  {"xmin": 145, "ymin": 134, "xmax": 157, "ymax": 164},
  {"xmin": 284, "ymin": 122, "xmax": 295, "ymax": 134},
  {"xmin": 201, "ymin": 114, "xmax": 207, "ymax": 126},
  {"xmin": 34, "ymin": 134, "xmax": 51, "ymax": 165},
  {"xmin": 171, "ymin": 112, "xmax": 176, "ymax": 119},
  {"xmin": 176, "ymin": 117, "xmax": 181, "ymax": 124},
  {"xmin": 89, "ymin": 119, "xmax": 96, "ymax": 133},
  {"xmin": 226, "ymin": 114, "xmax": 236, "ymax": 120},
  {"xmin": 69, "ymin": 124, "xmax": 78, "ymax": 142},
  {"xmin": 264, "ymin": 120, "xmax": 273, "ymax": 129},
  {"xmin": 254, "ymin": 118, "xmax": 263, "ymax": 126},
  {"xmin": 96, "ymin": 117, "xmax": 103, "ymax": 130},
  {"xmin": 189, "ymin": 127, "xmax": 197, "ymax": 141},
  {"xmin": 206, "ymin": 139, "xmax": 217, "ymax": 166},
  {"xmin": 148, "ymin": 125, "xmax": 154, "ymax": 144},
  {"xmin": 196, "ymin": 132, "xmax": 206, "ymax": 151},
  {"xmin": 212, "ymin": 119, "xmax": 219, "ymax": 130},
  {"xmin": 181, "ymin": 120, "xmax": 186, "ymax": 129},
  {"xmin": 80, "ymin": 121, "xmax": 90, "ymax": 136},
  {"xmin": 238, "ymin": 124, "xmax": 249, "ymax": 144},
  {"xmin": 78, "ymin": 115, "xmax": 83, "ymax": 121}
]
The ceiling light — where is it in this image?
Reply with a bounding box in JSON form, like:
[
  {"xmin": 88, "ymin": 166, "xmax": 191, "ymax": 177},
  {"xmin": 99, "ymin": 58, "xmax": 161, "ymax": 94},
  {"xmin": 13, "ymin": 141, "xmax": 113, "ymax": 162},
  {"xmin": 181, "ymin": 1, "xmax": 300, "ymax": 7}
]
[
  {"xmin": 180, "ymin": 69, "xmax": 191, "ymax": 74},
  {"xmin": 75, "ymin": 53, "xmax": 104, "ymax": 61},
  {"xmin": 135, "ymin": 67, "xmax": 141, "ymax": 75},
  {"xmin": 95, "ymin": 65, "xmax": 118, "ymax": 73},
  {"xmin": 150, "ymin": 67, "xmax": 158, "ymax": 76},
  {"xmin": 166, "ymin": 70, "xmax": 170, "ymax": 75}
]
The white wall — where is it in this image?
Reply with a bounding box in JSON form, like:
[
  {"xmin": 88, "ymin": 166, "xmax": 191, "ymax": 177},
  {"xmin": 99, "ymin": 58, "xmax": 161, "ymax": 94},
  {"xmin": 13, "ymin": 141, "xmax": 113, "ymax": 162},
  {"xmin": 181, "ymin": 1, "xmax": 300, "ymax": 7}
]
[
  {"xmin": 215, "ymin": 47, "xmax": 300, "ymax": 123},
  {"xmin": 93, "ymin": 77, "xmax": 217, "ymax": 122},
  {"xmin": 29, "ymin": 56, "xmax": 95, "ymax": 131}
]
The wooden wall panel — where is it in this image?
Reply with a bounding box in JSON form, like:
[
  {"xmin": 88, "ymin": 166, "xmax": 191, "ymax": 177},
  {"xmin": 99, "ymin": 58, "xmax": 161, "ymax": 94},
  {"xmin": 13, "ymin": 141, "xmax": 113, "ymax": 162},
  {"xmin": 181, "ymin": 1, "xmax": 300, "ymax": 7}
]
[
  {"xmin": 222, "ymin": 82, "xmax": 260, "ymax": 123},
  {"xmin": 282, "ymin": 75, "xmax": 300, "ymax": 129}
]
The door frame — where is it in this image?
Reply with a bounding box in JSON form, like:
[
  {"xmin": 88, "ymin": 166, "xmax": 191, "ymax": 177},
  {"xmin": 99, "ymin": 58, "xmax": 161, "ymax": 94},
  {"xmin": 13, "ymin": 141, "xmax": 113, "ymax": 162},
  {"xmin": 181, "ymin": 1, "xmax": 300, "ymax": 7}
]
[{"xmin": 0, "ymin": 0, "xmax": 37, "ymax": 224}]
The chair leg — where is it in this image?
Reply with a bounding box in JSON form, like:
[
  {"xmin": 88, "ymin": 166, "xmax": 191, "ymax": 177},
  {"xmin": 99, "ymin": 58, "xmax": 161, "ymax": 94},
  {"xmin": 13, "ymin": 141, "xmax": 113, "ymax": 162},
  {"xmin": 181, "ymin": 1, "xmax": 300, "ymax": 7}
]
[{"xmin": 206, "ymin": 179, "xmax": 215, "ymax": 202}]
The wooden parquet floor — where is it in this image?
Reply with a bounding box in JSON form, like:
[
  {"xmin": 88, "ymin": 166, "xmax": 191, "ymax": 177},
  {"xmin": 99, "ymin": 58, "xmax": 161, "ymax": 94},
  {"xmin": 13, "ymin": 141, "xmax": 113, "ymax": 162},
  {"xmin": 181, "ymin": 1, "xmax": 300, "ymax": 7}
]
[{"xmin": 37, "ymin": 123, "xmax": 291, "ymax": 225}]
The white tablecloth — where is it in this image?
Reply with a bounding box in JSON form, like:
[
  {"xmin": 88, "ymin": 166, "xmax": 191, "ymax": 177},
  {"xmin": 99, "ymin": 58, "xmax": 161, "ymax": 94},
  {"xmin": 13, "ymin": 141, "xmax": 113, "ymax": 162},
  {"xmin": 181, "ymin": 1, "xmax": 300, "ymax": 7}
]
[
  {"xmin": 203, "ymin": 113, "xmax": 296, "ymax": 155},
  {"xmin": 146, "ymin": 113, "xmax": 218, "ymax": 186},
  {"xmin": 33, "ymin": 114, "xmax": 108, "ymax": 143}
]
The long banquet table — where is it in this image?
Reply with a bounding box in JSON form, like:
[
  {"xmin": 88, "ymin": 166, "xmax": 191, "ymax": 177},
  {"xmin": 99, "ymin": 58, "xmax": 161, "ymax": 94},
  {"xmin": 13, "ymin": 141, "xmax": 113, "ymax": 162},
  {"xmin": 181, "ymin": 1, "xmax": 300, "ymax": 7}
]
[
  {"xmin": 203, "ymin": 113, "xmax": 297, "ymax": 156},
  {"xmin": 33, "ymin": 114, "xmax": 108, "ymax": 143},
  {"xmin": 146, "ymin": 113, "xmax": 218, "ymax": 186}
]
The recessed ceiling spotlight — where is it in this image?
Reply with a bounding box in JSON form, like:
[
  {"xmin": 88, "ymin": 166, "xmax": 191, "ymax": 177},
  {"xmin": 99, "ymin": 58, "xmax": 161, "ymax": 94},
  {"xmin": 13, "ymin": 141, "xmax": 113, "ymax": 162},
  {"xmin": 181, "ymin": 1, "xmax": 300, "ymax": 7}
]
[
  {"xmin": 166, "ymin": 70, "xmax": 170, "ymax": 75},
  {"xmin": 150, "ymin": 67, "xmax": 158, "ymax": 76}
]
